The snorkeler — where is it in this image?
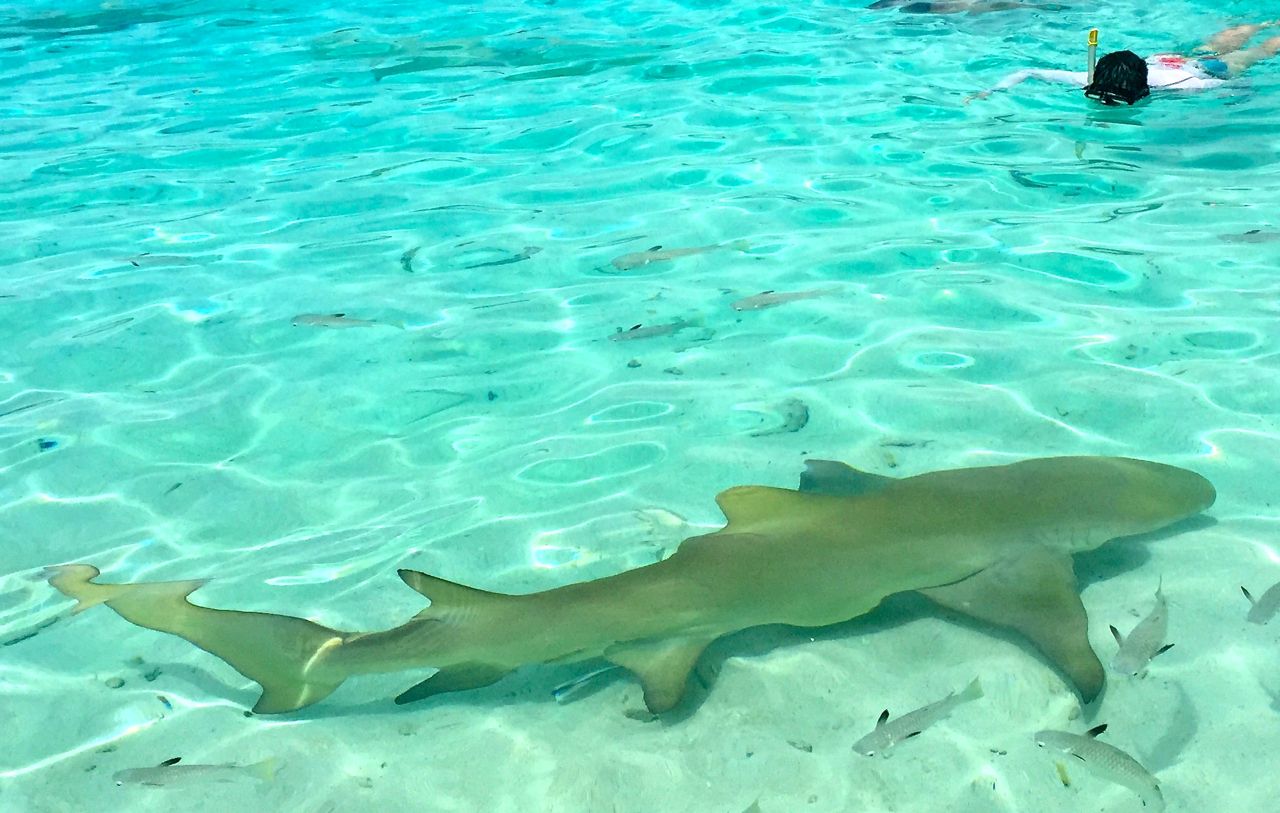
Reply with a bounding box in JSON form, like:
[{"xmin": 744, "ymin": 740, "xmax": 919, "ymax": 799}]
[
  {"xmin": 967, "ymin": 20, "xmax": 1280, "ymax": 104},
  {"xmin": 868, "ymin": 0, "xmax": 1039, "ymax": 13}
]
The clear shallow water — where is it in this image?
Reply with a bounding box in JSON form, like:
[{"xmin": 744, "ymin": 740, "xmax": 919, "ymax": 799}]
[{"xmin": 2, "ymin": 0, "xmax": 1279, "ymax": 810}]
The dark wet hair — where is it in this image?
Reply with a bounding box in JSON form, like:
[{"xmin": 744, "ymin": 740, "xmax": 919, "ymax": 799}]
[{"xmin": 1084, "ymin": 50, "xmax": 1150, "ymax": 105}]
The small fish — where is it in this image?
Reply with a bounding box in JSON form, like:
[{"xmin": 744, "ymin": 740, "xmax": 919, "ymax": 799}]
[
  {"xmin": 1110, "ymin": 580, "xmax": 1173, "ymax": 676},
  {"xmin": 749, "ymin": 397, "xmax": 809, "ymax": 437},
  {"xmin": 1054, "ymin": 761, "xmax": 1072, "ymax": 787},
  {"xmin": 399, "ymin": 246, "xmax": 421, "ymax": 273},
  {"xmin": 72, "ymin": 316, "xmax": 134, "ymax": 339},
  {"xmin": 1241, "ymin": 581, "xmax": 1280, "ymax": 625},
  {"xmin": 117, "ymin": 253, "xmax": 211, "ymax": 268},
  {"xmin": 464, "ymin": 245, "xmax": 542, "ymax": 270},
  {"xmin": 610, "ymin": 239, "xmax": 749, "ymax": 271},
  {"xmin": 113, "ymin": 756, "xmax": 281, "ymax": 787},
  {"xmin": 291, "ymin": 313, "xmax": 402, "ymax": 329},
  {"xmin": 730, "ymin": 287, "xmax": 836, "ymax": 312},
  {"xmin": 1, "ymin": 611, "xmax": 67, "ymax": 647},
  {"xmin": 552, "ymin": 665, "xmax": 621, "ymax": 704},
  {"xmin": 852, "ymin": 677, "xmax": 983, "ymax": 756},
  {"xmin": 0, "ymin": 397, "xmax": 60, "ymax": 419},
  {"xmin": 608, "ymin": 319, "xmax": 692, "ymax": 342},
  {"xmin": 1263, "ymin": 682, "xmax": 1280, "ymax": 713},
  {"xmin": 1219, "ymin": 229, "xmax": 1280, "ymax": 244},
  {"xmin": 1035, "ymin": 724, "xmax": 1163, "ymax": 812}
]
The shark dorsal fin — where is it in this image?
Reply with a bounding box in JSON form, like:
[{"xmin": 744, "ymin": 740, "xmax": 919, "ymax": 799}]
[
  {"xmin": 875, "ymin": 709, "xmax": 890, "ymax": 728},
  {"xmin": 715, "ymin": 486, "xmax": 821, "ymax": 533},
  {"xmin": 1086, "ymin": 723, "xmax": 1108, "ymax": 738},
  {"xmin": 799, "ymin": 460, "xmax": 896, "ymax": 496},
  {"xmin": 398, "ymin": 569, "xmax": 510, "ymax": 623},
  {"xmin": 605, "ymin": 635, "xmax": 714, "ymax": 714}
]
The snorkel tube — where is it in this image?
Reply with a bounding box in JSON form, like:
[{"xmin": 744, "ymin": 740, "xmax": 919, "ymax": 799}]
[{"xmin": 1087, "ymin": 28, "xmax": 1098, "ymax": 83}]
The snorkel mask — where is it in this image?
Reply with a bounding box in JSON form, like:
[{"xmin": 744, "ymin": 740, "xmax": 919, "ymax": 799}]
[{"xmin": 1082, "ymin": 45, "xmax": 1151, "ymax": 106}]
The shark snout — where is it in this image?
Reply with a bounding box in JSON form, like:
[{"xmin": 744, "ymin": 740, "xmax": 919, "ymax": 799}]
[
  {"xmin": 1181, "ymin": 470, "xmax": 1216, "ymax": 514},
  {"xmin": 1122, "ymin": 458, "xmax": 1216, "ymax": 522}
]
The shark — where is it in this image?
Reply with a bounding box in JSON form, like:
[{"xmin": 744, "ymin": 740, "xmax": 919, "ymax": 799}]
[{"xmin": 45, "ymin": 456, "xmax": 1214, "ymax": 716}]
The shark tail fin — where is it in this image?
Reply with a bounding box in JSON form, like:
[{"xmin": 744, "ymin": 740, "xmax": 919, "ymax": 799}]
[
  {"xmin": 247, "ymin": 757, "xmax": 283, "ymax": 782},
  {"xmin": 47, "ymin": 563, "xmax": 200, "ymax": 614},
  {"xmin": 957, "ymin": 676, "xmax": 984, "ymax": 703},
  {"xmin": 47, "ymin": 564, "xmax": 348, "ymax": 714}
]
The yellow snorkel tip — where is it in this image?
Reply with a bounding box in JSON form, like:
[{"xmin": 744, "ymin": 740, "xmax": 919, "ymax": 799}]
[{"xmin": 1087, "ymin": 28, "xmax": 1099, "ymax": 83}]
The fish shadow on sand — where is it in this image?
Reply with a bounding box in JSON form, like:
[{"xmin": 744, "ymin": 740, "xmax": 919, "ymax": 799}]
[{"xmin": 1142, "ymin": 681, "xmax": 1198, "ymax": 772}]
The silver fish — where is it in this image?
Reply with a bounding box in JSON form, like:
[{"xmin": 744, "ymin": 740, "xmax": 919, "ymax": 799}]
[
  {"xmin": 1242, "ymin": 580, "xmax": 1280, "ymax": 624},
  {"xmin": 1110, "ymin": 580, "xmax": 1173, "ymax": 676},
  {"xmin": 730, "ymin": 287, "xmax": 836, "ymax": 312},
  {"xmin": 118, "ymin": 253, "xmax": 216, "ymax": 267},
  {"xmin": 1264, "ymin": 682, "xmax": 1280, "ymax": 713},
  {"xmin": 552, "ymin": 665, "xmax": 621, "ymax": 704},
  {"xmin": 464, "ymin": 245, "xmax": 542, "ymax": 269},
  {"xmin": 852, "ymin": 677, "xmax": 983, "ymax": 756},
  {"xmin": 1036, "ymin": 725, "xmax": 1163, "ymax": 812},
  {"xmin": 72, "ymin": 316, "xmax": 134, "ymax": 339},
  {"xmin": 749, "ymin": 397, "xmax": 809, "ymax": 437},
  {"xmin": 1, "ymin": 609, "xmax": 69, "ymax": 647},
  {"xmin": 610, "ymin": 239, "xmax": 749, "ymax": 271},
  {"xmin": 399, "ymin": 246, "xmax": 420, "ymax": 273},
  {"xmin": 1219, "ymin": 230, "xmax": 1280, "ymax": 244},
  {"xmin": 291, "ymin": 313, "xmax": 402, "ymax": 329},
  {"xmin": 113, "ymin": 756, "xmax": 281, "ymax": 787},
  {"xmin": 608, "ymin": 320, "xmax": 691, "ymax": 342}
]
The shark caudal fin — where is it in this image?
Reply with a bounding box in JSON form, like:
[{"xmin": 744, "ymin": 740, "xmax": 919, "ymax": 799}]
[{"xmin": 47, "ymin": 564, "xmax": 348, "ymax": 714}]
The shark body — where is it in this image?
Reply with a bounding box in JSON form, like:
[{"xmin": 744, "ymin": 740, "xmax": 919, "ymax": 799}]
[{"xmin": 47, "ymin": 456, "xmax": 1214, "ymax": 715}]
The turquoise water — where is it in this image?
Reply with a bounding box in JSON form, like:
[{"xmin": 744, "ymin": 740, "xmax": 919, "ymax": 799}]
[{"xmin": 2, "ymin": 0, "xmax": 1279, "ymax": 810}]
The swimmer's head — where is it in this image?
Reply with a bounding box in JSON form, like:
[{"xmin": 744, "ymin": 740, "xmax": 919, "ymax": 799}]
[{"xmin": 1084, "ymin": 50, "xmax": 1150, "ymax": 105}]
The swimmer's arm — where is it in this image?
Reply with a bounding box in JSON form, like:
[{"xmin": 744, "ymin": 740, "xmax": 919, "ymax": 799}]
[
  {"xmin": 965, "ymin": 69, "xmax": 1088, "ymax": 103},
  {"xmin": 1149, "ymin": 75, "xmax": 1225, "ymax": 91}
]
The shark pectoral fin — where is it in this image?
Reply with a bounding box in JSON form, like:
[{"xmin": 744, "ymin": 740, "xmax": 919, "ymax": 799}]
[
  {"xmin": 918, "ymin": 548, "xmax": 1105, "ymax": 703},
  {"xmin": 798, "ymin": 460, "xmax": 896, "ymax": 496},
  {"xmin": 394, "ymin": 662, "xmax": 511, "ymax": 705},
  {"xmin": 605, "ymin": 636, "xmax": 714, "ymax": 714},
  {"xmin": 47, "ymin": 564, "xmax": 347, "ymax": 714}
]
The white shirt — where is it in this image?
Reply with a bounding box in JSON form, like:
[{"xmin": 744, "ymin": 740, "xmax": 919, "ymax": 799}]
[{"xmin": 995, "ymin": 58, "xmax": 1226, "ymax": 93}]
